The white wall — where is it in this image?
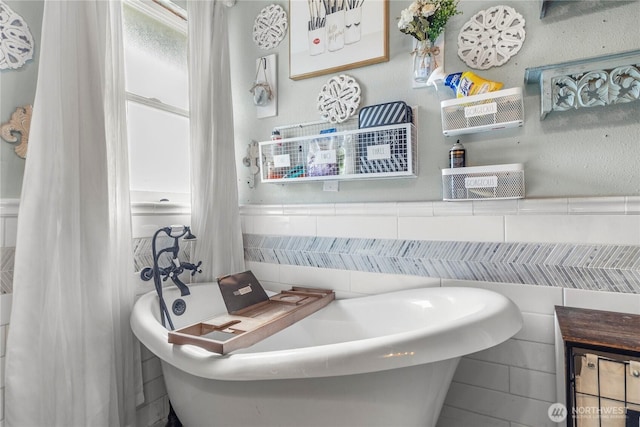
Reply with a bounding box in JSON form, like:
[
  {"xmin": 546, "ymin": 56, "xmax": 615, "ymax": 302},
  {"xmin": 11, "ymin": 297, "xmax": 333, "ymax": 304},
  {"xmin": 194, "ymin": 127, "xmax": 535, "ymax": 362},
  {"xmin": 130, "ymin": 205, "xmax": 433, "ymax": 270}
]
[{"xmin": 228, "ymin": 1, "xmax": 640, "ymax": 205}]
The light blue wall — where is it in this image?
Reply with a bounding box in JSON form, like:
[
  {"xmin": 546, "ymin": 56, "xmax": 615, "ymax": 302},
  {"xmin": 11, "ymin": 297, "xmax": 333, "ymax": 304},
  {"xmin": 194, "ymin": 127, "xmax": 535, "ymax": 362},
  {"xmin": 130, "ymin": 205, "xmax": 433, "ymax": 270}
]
[
  {"xmin": 1, "ymin": 1, "xmax": 639, "ymax": 203},
  {"xmin": 229, "ymin": 0, "xmax": 640, "ymax": 205},
  {"xmin": 0, "ymin": 0, "xmax": 43, "ymax": 198}
]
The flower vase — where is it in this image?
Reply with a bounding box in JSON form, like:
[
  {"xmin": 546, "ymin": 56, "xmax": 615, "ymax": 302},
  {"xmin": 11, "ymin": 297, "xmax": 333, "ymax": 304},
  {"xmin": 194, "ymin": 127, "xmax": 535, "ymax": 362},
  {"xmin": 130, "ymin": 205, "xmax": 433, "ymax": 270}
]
[{"xmin": 413, "ymin": 39, "xmax": 434, "ymax": 83}]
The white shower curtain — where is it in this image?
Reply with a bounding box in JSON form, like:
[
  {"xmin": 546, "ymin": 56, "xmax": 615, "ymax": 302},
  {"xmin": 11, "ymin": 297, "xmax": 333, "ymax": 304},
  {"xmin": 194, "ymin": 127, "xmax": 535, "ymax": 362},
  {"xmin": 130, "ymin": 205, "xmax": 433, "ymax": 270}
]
[
  {"xmin": 5, "ymin": 1, "xmax": 140, "ymax": 426},
  {"xmin": 188, "ymin": 0, "xmax": 245, "ymax": 281}
]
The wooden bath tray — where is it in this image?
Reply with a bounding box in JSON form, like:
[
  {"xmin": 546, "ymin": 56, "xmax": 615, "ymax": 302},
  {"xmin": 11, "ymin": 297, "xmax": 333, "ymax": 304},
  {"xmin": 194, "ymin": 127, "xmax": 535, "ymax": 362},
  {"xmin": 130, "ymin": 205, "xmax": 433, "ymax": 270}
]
[{"xmin": 168, "ymin": 286, "xmax": 335, "ymax": 354}]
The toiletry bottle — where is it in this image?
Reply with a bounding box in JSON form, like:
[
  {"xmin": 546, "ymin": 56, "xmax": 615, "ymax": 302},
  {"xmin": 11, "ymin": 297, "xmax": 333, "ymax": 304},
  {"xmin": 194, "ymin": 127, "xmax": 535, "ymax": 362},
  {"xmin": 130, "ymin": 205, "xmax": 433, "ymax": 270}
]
[
  {"xmin": 270, "ymin": 130, "xmax": 284, "ymax": 178},
  {"xmin": 337, "ymin": 139, "xmax": 346, "ymax": 175},
  {"xmin": 337, "ymin": 136, "xmax": 354, "ymax": 175},
  {"xmin": 287, "ymin": 144, "xmax": 306, "ymax": 178},
  {"xmin": 449, "ymin": 140, "xmax": 466, "ymax": 168},
  {"xmin": 449, "ymin": 140, "xmax": 466, "ymax": 199},
  {"xmin": 266, "ymin": 161, "xmax": 276, "ymax": 179}
]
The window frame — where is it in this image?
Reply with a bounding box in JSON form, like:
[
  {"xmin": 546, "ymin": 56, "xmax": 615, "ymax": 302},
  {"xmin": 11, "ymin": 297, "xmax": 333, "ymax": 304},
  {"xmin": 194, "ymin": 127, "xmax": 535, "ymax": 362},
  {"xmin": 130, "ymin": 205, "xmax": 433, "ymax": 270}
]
[{"xmin": 123, "ymin": 0, "xmax": 190, "ymax": 207}]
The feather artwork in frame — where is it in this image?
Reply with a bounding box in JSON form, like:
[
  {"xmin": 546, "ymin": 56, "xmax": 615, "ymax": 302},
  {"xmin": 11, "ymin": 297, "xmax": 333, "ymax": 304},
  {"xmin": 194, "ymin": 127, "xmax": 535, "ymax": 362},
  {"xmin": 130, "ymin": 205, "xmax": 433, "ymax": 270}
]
[{"xmin": 289, "ymin": 0, "xmax": 388, "ymax": 80}]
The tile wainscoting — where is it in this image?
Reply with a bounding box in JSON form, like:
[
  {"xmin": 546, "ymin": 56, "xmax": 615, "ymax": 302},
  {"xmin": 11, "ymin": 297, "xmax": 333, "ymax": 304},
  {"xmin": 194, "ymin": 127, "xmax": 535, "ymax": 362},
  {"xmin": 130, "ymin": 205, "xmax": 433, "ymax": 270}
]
[
  {"xmin": 240, "ymin": 197, "xmax": 640, "ymax": 427},
  {"xmin": 244, "ymin": 235, "xmax": 640, "ymax": 293},
  {"xmin": 1, "ymin": 196, "xmax": 639, "ymax": 427},
  {"xmin": 0, "ymin": 200, "xmax": 18, "ymax": 296},
  {"xmin": 241, "ymin": 197, "xmax": 640, "ymax": 295}
]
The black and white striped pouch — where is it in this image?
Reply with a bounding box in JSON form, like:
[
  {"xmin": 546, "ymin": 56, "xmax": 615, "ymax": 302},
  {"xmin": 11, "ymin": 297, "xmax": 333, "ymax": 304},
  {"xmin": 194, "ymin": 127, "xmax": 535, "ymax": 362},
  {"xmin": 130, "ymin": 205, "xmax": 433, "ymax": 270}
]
[{"xmin": 357, "ymin": 101, "xmax": 412, "ymax": 174}]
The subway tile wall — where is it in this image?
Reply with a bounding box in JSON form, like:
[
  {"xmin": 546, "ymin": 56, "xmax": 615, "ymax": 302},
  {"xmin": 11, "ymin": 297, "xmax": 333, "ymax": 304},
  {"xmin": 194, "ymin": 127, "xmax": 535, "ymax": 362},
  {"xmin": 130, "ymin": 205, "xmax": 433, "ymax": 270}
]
[
  {"xmin": 0, "ymin": 201, "xmax": 18, "ymax": 296},
  {"xmin": 241, "ymin": 197, "xmax": 640, "ymax": 427},
  {"xmin": 1, "ymin": 197, "xmax": 639, "ymax": 427},
  {"xmin": 0, "ymin": 295, "xmax": 10, "ymax": 427},
  {"xmin": 241, "ymin": 259, "xmax": 640, "ymax": 427},
  {"xmin": 0, "ymin": 200, "xmax": 17, "ymax": 427},
  {"xmin": 243, "ymin": 198, "xmax": 640, "ymax": 296}
]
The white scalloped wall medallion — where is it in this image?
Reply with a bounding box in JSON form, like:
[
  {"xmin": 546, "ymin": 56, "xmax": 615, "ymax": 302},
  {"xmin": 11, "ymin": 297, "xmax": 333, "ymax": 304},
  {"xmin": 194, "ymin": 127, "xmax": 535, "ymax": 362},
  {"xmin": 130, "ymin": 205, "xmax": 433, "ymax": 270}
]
[
  {"xmin": 457, "ymin": 5, "xmax": 525, "ymax": 70},
  {"xmin": 0, "ymin": 1, "xmax": 35, "ymax": 70},
  {"xmin": 317, "ymin": 74, "xmax": 361, "ymax": 124},
  {"xmin": 252, "ymin": 4, "xmax": 288, "ymax": 50}
]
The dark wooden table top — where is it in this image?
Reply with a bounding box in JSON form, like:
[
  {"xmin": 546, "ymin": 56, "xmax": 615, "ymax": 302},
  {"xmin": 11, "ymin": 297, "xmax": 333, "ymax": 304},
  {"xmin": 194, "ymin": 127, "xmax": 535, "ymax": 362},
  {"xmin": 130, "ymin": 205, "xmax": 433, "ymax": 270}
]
[{"xmin": 555, "ymin": 305, "xmax": 640, "ymax": 354}]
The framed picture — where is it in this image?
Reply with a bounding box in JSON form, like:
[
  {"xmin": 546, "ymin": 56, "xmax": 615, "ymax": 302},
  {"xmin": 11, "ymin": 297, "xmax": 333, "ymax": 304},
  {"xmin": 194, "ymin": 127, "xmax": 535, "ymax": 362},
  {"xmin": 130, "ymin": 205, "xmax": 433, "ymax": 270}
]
[{"xmin": 289, "ymin": 0, "xmax": 389, "ymax": 80}]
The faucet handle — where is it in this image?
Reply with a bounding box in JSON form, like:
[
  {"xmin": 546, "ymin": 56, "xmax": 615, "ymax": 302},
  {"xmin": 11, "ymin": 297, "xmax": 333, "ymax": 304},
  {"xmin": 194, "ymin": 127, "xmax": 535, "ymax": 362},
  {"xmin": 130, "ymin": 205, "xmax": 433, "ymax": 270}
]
[
  {"xmin": 180, "ymin": 260, "xmax": 202, "ymax": 276},
  {"xmin": 190, "ymin": 261, "xmax": 203, "ymax": 276}
]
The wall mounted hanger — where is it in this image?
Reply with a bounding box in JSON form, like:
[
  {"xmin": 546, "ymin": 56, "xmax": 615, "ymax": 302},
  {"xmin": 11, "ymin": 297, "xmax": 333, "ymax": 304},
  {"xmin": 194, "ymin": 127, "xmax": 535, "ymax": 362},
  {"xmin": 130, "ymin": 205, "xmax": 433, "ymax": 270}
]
[
  {"xmin": 250, "ymin": 57, "xmax": 273, "ymax": 107},
  {"xmin": 252, "ymin": 54, "xmax": 278, "ymax": 119}
]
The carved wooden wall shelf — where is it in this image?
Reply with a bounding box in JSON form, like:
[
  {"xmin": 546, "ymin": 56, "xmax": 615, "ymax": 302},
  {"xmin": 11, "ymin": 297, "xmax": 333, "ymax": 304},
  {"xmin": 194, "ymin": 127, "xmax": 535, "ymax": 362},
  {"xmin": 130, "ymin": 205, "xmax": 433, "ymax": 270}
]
[{"xmin": 524, "ymin": 50, "xmax": 640, "ymax": 120}]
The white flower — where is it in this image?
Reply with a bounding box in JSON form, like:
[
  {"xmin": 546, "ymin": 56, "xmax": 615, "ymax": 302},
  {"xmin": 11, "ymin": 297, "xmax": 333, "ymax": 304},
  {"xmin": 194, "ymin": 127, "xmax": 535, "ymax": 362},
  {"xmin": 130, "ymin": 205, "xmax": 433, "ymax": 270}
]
[
  {"xmin": 398, "ymin": 8, "xmax": 415, "ymax": 29},
  {"xmin": 398, "ymin": 0, "xmax": 460, "ymax": 42},
  {"xmin": 421, "ymin": 3, "xmax": 436, "ymax": 18}
]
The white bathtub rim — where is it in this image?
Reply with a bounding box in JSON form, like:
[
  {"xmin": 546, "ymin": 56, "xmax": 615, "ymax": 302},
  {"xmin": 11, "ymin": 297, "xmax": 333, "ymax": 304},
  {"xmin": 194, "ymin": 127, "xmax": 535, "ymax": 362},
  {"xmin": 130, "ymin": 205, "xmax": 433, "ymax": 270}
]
[{"xmin": 131, "ymin": 284, "xmax": 523, "ymax": 381}]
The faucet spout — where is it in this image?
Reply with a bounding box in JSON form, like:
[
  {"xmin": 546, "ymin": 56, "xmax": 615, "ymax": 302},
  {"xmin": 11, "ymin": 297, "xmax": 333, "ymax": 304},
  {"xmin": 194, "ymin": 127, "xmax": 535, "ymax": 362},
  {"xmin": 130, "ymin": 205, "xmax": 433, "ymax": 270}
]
[{"xmin": 170, "ymin": 274, "xmax": 190, "ymax": 297}]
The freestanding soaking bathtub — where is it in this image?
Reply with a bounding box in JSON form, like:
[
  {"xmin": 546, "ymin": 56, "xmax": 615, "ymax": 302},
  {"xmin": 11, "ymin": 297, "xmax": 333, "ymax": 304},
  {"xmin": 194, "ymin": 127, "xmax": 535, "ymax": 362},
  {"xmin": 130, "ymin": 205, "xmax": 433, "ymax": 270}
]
[{"xmin": 131, "ymin": 282, "xmax": 522, "ymax": 427}]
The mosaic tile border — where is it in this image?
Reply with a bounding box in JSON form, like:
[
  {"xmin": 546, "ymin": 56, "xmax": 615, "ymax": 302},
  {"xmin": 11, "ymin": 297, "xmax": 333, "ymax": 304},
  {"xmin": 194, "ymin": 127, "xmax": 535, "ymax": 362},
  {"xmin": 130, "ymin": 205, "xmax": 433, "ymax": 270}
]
[
  {"xmin": 132, "ymin": 237, "xmax": 193, "ymax": 273},
  {"xmin": 2, "ymin": 197, "xmax": 639, "ymax": 294},
  {"xmin": 0, "ymin": 238, "xmax": 193, "ymax": 294},
  {"xmin": 0, "ymin": 247, "xmax": 15, "ymax": 294},
  {"xmin": 243, "ymin": 234, "xmax": 640, "ymax": 293}
]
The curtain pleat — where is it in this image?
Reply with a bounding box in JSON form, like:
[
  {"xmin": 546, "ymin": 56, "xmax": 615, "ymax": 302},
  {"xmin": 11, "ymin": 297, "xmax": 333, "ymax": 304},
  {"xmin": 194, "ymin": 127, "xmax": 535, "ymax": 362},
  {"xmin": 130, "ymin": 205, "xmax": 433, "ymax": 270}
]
[
  {"xmin": 4, "ymin": 1, "xmax": 140, "ymax": 426},
  {"xmin": 187, "ymin": 0, "xmax": 245, "ymax": 280}
]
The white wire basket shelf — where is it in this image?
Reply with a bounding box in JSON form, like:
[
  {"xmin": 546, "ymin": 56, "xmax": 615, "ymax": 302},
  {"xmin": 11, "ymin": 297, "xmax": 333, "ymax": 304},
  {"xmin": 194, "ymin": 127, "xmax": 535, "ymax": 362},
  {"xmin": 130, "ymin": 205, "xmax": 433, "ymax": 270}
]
[
  {"xmin": 259, "ymin": 122, "xmax": 417, "ymax": 184},
  {"xmin": 441, "ymin": 87, "xmax": 524, "ymax": 136},
  {"xmin": 442, "ymin": 163, "xmax": 525, "ymax": 201}
]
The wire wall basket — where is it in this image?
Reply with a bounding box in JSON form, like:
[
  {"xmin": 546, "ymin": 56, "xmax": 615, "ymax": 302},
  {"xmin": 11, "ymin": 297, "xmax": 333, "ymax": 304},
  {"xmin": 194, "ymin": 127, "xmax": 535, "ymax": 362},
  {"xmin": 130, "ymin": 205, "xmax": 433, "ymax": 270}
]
[
  {"xmin": 442, "ymin": 163, "xmax": 525, "ymax": 201},
  {"xmin": 260, "ymin": 121, "xmax": 417, "ymax": 183},
  {"xmin": 441, "ymin": 87, "xmax": 524, "ymax": 136}
]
